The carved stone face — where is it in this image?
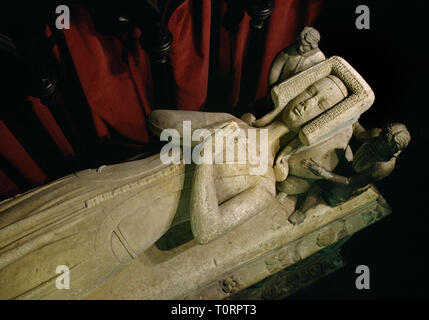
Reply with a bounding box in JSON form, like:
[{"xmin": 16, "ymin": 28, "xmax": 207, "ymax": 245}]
[
  {"xmin": 378, "ymin": 123, "xmax": 410, "ymax": 155},
  {"xmin": 282, "ymin": 75, "xmax": 348, "ymax": 132},
  {"xmin": 375, "ymin": 135, "xmax": 401, "ymax": 160},
  {"xmin": 296, "ymin": 27, "xmax": 320, "ymax": 54},
  {"xmin": 297, "ymin": 42, "xmax": 313, "ymax": 55},
  {"xmin": 353, "ymin": 123, "xmax": 410, "ymax": 173}
]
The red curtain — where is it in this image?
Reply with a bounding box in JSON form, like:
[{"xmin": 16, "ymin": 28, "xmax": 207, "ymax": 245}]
[{"xmin": 0, "ymin": 0, "xmax": 323, "ymax": 199}]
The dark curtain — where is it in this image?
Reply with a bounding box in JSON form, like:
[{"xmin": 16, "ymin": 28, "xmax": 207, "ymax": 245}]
[{"xmin": 0, "ymin": 0, "xmax": 323, "ymax": 199}]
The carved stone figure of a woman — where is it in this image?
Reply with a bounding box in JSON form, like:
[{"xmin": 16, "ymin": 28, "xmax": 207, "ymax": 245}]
[{"xmin": 0, "ymin": 56, "xmax": 370, "ymax": 299}]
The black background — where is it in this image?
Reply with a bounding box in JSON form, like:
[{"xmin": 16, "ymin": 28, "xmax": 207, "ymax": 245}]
[{"xmin": 289, "ymin": 0, "xmax": 429, "ymax": 299}]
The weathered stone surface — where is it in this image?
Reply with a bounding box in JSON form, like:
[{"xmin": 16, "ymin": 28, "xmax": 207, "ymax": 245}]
[
  {"xmin": 227, "ymin": 247, "xmax": 346, "ymax": 300},
  {"xmin": 86, "ymin": 187, "xmax": 388, "ymax": 300}
]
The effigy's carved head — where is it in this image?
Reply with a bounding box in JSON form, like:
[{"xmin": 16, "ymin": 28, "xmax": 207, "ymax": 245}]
[
  {"xmin": 297, "ymin": 27, "xmax": 321, "ymax": 54},
  {"xmin": 282, "ymin": 75, "xmax": 348, "ymax": 132}
]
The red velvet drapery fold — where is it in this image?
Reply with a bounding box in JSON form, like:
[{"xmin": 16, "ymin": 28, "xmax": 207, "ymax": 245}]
[
  {"xmin": 0, "ymin": 0, "xmax": 323, "ymax": 199},
  {"xmin": 63, "ymin": 5, "xmax": 153, "ymax": 143},
  {"xmin": 168, "ymin": 0, "xmax": 212, "ymax": 110}
]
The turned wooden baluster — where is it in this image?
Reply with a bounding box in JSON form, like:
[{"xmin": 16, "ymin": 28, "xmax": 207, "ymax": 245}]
[
  {"xmin": 136, "ymin": 0, "xmax": 183, "ymax": 108},
  {"xmin": 236, "ymin": 0, "xmax": 274, "ymax": 115},
  {"xmin": 143, "ymin": 30, "xmax": 173, "ymax": 108}
]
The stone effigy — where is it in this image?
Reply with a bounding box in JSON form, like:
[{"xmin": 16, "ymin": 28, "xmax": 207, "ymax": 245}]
[{"xmin": 0, "ymin": 28, "xmax": 409, "ymax": 300}]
